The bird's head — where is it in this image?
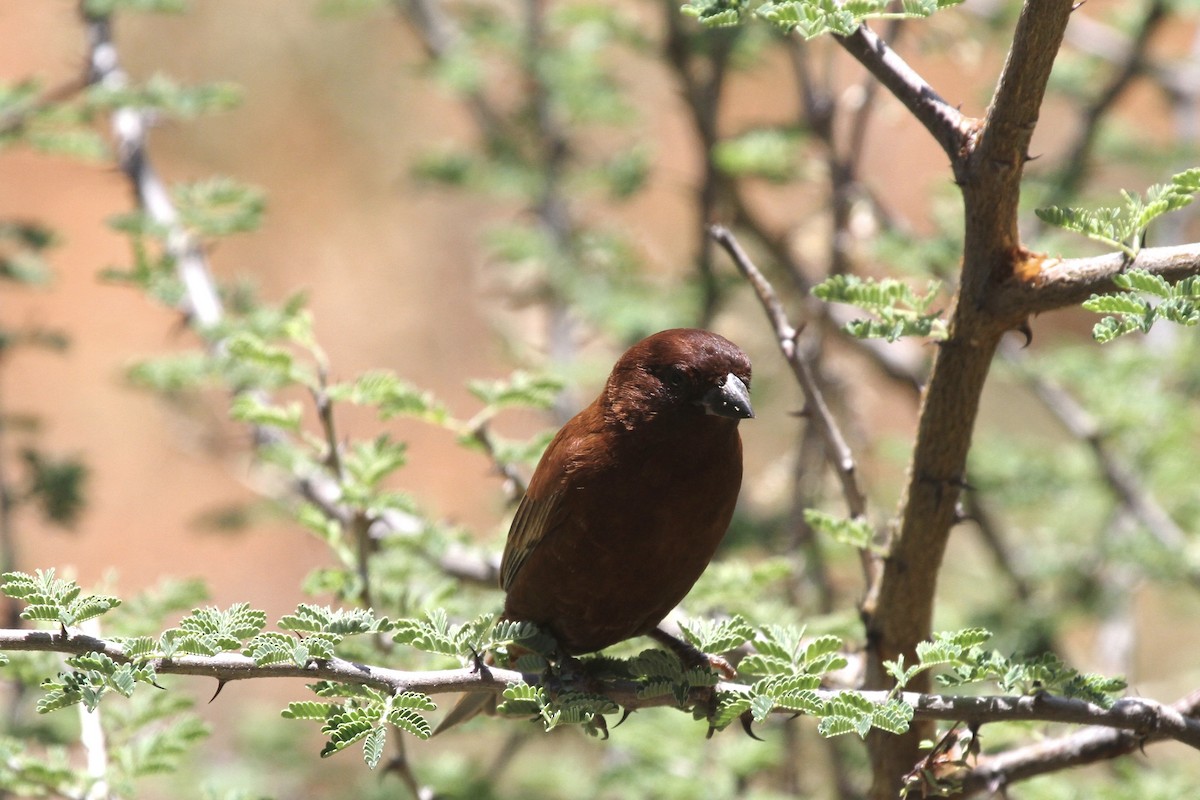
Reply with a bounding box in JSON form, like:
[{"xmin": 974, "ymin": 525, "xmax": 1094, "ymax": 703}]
[{"xmin": 604, "ymin": 328, "xmax": 753, "ymax": 428}]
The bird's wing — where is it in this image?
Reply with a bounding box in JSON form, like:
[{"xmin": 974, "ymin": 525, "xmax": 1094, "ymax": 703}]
[{"xmin": 498, "ymin": 487, "xmax": 565, "ymax": 591}]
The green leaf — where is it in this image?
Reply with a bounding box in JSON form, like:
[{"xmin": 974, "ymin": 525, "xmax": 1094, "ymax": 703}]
[
  {"xmin": 871, "ymin": 699, "xmax": 914, "ymax": 735},
  {"xmin": 804, "ymin": 509, "xmax": 874, "ymax": 549},
  {"xmin": 1112, "ymin": 269, "xmax": 1172, "ymax": 298},
  {"xmin": 362, "ymin": 726, "xmax": 386, "ymax": 769},
  {"xmin": 87, "ymin": 74, "xmax": 241, "ymax": 118},
  {"xmin": 813, "ymin": 275, "xmax": 946, "ymax": 341},
  {"xmin": 165, "ymin": 603, "xmax": 266, "ymax": 656},
  {"xmin": 229, "ymin": 394, "xmax": 302, "ymax": 432},
  {"xmin": 1036, "ymin": 168, "xmax": 1200, "ymax": 258},
  {"xmin": 342, "ymin": 435, "xmax": 408, "ymax": 492},
  {"xmin": 393, "ymin": 610, "xmax": 494, "ymax": 658},
  {"xmin": 173, "ymin": 178, "xmax": 266, "ymax": 238},
  {"xmin": 678, "ymin": 615, "xmax": 754, "ymax": 654},
  {"xmin": 497, "ymin": 682, "xmax": 546, "ymax": 717},
  {"xmin": 1081, "ymin": 294, "xmax": 1151, "ymax": 316},
  {"xmin": 327, "ymin": 370, "xmax": 448, "ymax": 423},
  {"xmin": 1, "ymin": 569, "xmax": 120, "ymax": 627},
  {"xmin": 712, "ymin": 128, "xmax": 803, "ymax": 182},
  {"xmin": 709, "ymin": 690, "xmax": 752, "ymax": 730},
  {"xmin": 20, "ymin": 450, "xmax": 88, "ymax": 528},
  {"xmin": 467, "ymin": 371, "xmax": 564, "ymax": 410},
  {"xmin": 282, "ymin": 701, "xmax": 336, "ymax": 721}
]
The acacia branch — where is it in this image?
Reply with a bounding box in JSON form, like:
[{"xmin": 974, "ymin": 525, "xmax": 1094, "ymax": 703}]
[
  {"xmin": 960, "ymin": 690, "xmax": 1200, "ymax": 796},
  {"xmin": 991, "ymin": 243, "xmax": 1200, "ymax": 317},
  {"xmin": 4, "ymin": 627, "xmax": 1199, "ymax": 749},
  {"xmin": 862, "ymin": 4, "xmax": 1074, "ymax": 794},
  {"xmin": 709, "ymin": 225, "xmax": 879, "ymax": 586},
  {"xmin": 833, "ymin": 23, "xmax": 975, "ymax": 164}
]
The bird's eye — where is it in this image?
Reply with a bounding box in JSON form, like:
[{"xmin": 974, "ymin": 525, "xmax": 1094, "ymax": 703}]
[{"xmin": 660, "ymin": 365, "xmax": 687, "ymax": 389}]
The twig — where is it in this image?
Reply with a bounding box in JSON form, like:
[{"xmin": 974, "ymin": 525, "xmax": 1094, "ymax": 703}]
[
  {"xmin": 708, "ymin": 225, "xmax": 878, "ymax": 586},
  {"xmin": 82, "ymin": 10, "xmax": 223, "ymax": 329},
  {"xmin": 468, "ymin": 421, "xmax": 527, "ymax": 502},
  {"xmin": 4, "ymin": 627, "xmax": 1199, "ymax": 748},
  {"xmin": 959, "ymin": 689, "xmax": 1200, "ymax": 796},
  {"xmin": 833, "ymin": 23, "xmax": 975, "ymax": 164},
  {"xmin": 77, "ymin": 619, "xmax": 112, "ymax": 800}
]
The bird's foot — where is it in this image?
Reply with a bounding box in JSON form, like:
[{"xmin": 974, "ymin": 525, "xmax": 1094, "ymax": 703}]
[{"xmin": 649, "ymin": 627, "xmax": 736, "ymax": 679}]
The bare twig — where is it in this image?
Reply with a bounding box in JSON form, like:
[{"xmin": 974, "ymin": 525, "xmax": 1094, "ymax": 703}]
[
  {"xmin": 960, "ymin": 689, "xmax": 1200, "ymax": 796},
  {"xmin": 709, "ymin": 225, "xmax": 879, "ymax": 587},
  {"xmin": 833, "ymin": 23, "xmax": 975, "ymax": 165}
]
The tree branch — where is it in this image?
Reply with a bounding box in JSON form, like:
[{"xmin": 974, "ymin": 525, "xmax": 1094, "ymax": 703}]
[
  {"xmin": 863, "ymin": 4, "xmax": 1075, "ymax": 794},
  {"xmin": 3, "ymin": 627, "xmax": 1198, "ymax": 749},
  {"xmin": 833, "ymin": 23, "xmax": 975, "ymax": 164},
  {"xmin": 960, "ymin": 690, "xmax": 1200, "ymax": 796},
  {"xmin": 990, "ymin": 243, "xmax": 1200, "ymax": 317}
]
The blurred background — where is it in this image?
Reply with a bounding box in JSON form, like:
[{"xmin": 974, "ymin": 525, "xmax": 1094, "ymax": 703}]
[{"xmin": 4, "ymin": 0, "xmax": 1200, "ymax": 797}]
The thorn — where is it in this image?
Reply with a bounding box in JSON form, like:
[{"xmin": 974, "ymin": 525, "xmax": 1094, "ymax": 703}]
[
  {"xmin": 788, "ymin": 406, "xmax": 812, "ymax": 418},
  {"xmin": 468, "ymin": 647, "xmax": 492, "ymax": 679},
  {"xmin": 209, "ymin": 679, "xmax": 227, "ymax": 703},
  {"xmin": 1015, "ymin": 321, "xmax": 1033, "ymax": 348},
  {"xmin": 739, "ymin": 710, "xmax": 765, "ymax": 741},
  {"xmin": 613, "ymin": 708, "xmax": 634, "ymax": 729}
]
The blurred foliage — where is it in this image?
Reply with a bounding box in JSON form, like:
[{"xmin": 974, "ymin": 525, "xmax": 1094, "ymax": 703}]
[{"xmin": 2, "ymin": 0, "xmax": 1200, "ymax": 798}]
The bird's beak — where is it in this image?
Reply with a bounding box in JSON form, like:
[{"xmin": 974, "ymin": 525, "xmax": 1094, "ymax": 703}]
[{"xmin": 701, "ymin": 373, "xmax": 754, "ymax": 420}]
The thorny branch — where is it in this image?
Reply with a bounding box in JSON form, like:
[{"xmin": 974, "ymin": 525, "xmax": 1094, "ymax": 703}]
[
  {"xmin": 960, "ymin": 690, "xmax": 1200, "ymax": 797},
  {"xmin": 3, "ymin": 626, "xmax": 1199, "ymax": 750}
]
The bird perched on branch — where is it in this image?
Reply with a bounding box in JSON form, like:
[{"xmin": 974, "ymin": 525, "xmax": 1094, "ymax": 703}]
[
  {"xmin": 500, "ymin": 327, "xmax": 753, "ymax": 658},
  {"xmin": 436, "ymin": 328, "xmax": 752, "ymax": 734}
]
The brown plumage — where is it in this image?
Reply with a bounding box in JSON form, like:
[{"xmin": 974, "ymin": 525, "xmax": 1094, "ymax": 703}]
[
  {"xmin": 500, "ymin": 327, "xmax": 753, "ymax": 655},
  {"xmin": 434, "ymin": 329, "xmax": 752, "ymax": 734}
]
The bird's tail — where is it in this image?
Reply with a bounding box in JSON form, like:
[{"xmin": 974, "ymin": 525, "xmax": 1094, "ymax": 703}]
[{"xmin": 431, "ymin": 691, "xmax": 497, "ymax": 735}]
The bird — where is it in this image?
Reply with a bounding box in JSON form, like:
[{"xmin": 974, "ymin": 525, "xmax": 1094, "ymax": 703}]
[{"xmin": 435, "ymin": 328, "xmax": 752, "ymax": 733}]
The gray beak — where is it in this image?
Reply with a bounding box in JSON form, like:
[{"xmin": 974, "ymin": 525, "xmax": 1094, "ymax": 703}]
[{"xmin": 702, "ymin": 373, "xmax": 754, "ymax": 420}]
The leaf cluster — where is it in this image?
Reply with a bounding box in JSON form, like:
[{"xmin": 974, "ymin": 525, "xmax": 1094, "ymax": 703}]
[
  {"xmin": 1082, "ymin": 269, "xmax": 1200, "ymax": 342},
  {"xmin": 812, "ymin": 274, "xmax": 947, "ymax": 341},
  {"xmin": 712, "ymin": 625, "xmax": 911, "ymax": 738},
  {"xmin": 1036, "ymin": 168, "xmax": 1200, "ymax": 259},
  {"xmin": 885, "ymin": 628, "xmax": 1126, "ymax": 708},
  {"xmin": 682, "ymin": 0, "xmax": 965, "ymax": 36}
]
